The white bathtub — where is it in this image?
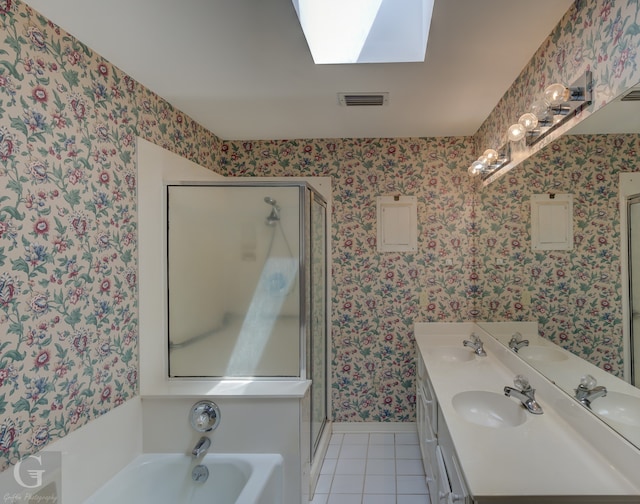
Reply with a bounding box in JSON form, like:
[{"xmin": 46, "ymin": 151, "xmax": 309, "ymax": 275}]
[{"xmin": 85, "ymin": 453, "xmax": 283, "ymax": 504}]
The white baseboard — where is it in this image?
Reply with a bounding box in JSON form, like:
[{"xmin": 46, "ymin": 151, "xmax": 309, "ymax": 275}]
[{"xmin": 331, "ymin": 422, "xmax": 416, "ymax": 433}]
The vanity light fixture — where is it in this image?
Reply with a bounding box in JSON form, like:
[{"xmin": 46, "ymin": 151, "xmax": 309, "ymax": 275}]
[
  {"xmin": 507, "ymin": 70, "xmax": 592, "ymax": 147},
  {"xmin": 507, "ymin": 123, "xmax": 527, "ymax": 142},
  {"xmin": 468, "ymin": 145, "xmax": 511, "ymax": 179}
]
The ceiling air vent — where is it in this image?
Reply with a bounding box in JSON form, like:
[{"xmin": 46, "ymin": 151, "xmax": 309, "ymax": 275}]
[
  {"xmin": 621, "ymin": 89, "xmax": 640, "ymax": 101},
  {"xmin": 338, "ymin": 92, "xmax": 389, "ymax": 107}
]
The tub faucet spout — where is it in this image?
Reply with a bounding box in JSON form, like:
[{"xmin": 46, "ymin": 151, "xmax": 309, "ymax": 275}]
[{"xmin": 192, "ymin": 436, "xmax": 211, "ymax": 458}]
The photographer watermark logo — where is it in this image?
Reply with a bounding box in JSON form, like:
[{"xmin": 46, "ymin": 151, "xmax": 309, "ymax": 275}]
[
  {"xmin": 3, "ymin": 452, "xmax": 60, "ymax": 504},
  {"xmin": 14, "ymin": 455, "xmax": 46, "ymax": 489}
]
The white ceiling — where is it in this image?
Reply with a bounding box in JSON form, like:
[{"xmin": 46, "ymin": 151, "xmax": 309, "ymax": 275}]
[{"xmin": 25, "ymin": 0, "xmax": 573, "ymax": 141}]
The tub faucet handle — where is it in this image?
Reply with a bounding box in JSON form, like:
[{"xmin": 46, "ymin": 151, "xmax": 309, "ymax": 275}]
[{"xmin": 189, "ymin": 400, "xmax": 221, "ymax": 432}]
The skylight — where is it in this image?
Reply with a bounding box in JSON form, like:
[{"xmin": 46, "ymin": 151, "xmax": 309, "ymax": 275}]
[{"xmin": 292, "ymin": 0, "xmax": 434, "ymax": 64}]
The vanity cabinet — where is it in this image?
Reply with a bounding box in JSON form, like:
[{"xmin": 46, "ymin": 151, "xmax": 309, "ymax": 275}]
[
  {"xmin": 416, "ymin": 350, "xmax": 437, "ymax": 502},
  {"xmin": 416, "ymin": 346, "xmax": 471, "ymax": 504},
  {"xmin": 414, "ymin": 322, "xmax": 640, "ymax": 503}
]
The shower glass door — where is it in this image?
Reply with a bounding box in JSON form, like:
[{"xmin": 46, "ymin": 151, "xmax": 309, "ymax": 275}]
[
  {"xmin": 310, "ymin": 192, "xmax": 327, "ymax": 458},
  {"xmin": 166, "ymin": 184, "xmax": 302, "ymax": 378},
  {"xmin": 628, "ymin": 195, "xmax": 640, "ymax": 387}
]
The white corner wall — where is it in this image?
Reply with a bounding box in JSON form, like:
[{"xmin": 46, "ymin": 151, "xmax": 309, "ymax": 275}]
[{"xmin": 137, "ymin": 137, "xmax": 224, "ymax": 393}]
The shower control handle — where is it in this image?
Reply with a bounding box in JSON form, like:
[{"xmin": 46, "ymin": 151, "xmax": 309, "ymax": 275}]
[{"xmin": 189, "ymin": 400, "xmax": 221, "ymax": 432}]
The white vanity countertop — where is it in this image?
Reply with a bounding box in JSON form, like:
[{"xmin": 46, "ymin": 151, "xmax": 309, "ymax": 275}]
[
  {"xmin": 414, "ymin": 322, "xmax": 640, "ymax": 502},
  {"xmin": 478, "ymin": 321, "xmax": 640, "ymax": 449}
]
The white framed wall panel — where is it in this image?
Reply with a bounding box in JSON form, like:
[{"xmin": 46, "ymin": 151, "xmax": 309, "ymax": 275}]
[
  {"xmin": 531, "ymin": 193, "xmax": 573, "ymax": 251},
  {"xmin": 376, "ymin": 196, "xmax": 417, "ymax": 252}
]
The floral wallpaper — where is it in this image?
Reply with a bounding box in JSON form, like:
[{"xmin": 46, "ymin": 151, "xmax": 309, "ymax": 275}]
[
  {"xmin": 1, "ymin": 0, "xmax": 639, "ymax": 475},
  {"xmin": 476, "ymin": 0, "xmax": 640, "ymax": 170},
  {"xmin": 478, "ymin": 133, "xmax": 639, "ymax": 377},
  {"xmin": 0, "ymin": 1, "xmax": 220, "ymax": 471},
  {"xmin": 219, "ymin": 138, "xmax": 478, "ymax": 422}
]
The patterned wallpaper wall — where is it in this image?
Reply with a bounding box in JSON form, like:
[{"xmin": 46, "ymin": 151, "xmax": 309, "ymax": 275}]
[
  {"xmin": 2, "ymin": 0, "xmax": 640, "ymax": 475},
  {"xmin": 0, "ymin": 1, "xmax": 220, "ymax": 471},
  {"xmin": 219, "ymin": 138, "xmax": 477, "ymax": 422},
  {"xmin": 478, "ymin": 133, "xmax": 640, "ymax": 377}
]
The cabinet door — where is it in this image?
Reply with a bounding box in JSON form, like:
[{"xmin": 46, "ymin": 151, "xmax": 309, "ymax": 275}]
[
  {"xmin": 449, "ymin": 453, "xmax": 470, "ymax": 503},
  {"xmin": 435, "ymin": 446, "xmax": 451, "ymax": 504},
  {"xmin": 416, "ymin": 384, "xmax": 426, "ymax": 456},
  {"xmin": 437, "ymin": 409, "xmax": 470, "ymax": 504},
  {"xmin": 417, "ymin": 385, "xmax": 437, "ymax": 485},
  {"xmin": 416, "ymin": 350, "xmax": 438, "ymax": 432}
]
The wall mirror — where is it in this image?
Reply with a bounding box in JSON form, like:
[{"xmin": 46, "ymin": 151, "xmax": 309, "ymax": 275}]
[{"xmin": 477, "ymin": 80, "xmax": 640, "ymax": 450}]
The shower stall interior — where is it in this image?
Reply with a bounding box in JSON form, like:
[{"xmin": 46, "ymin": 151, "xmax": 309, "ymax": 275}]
[{"xmin": 165, "ymin": 181, "xmax": 328, "ymax": 459}]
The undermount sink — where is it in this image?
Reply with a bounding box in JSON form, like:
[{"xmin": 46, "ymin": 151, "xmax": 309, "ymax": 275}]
[
  {"xmin": 428, "ymin": 346, "xmax": 475, "ymax": 363},
  {"xmin": 590, "ymin": 392, "xmax": 640, "ymax": 427},
  {"xmin": 517, "ymin": 346, "xmax": 568, "ymax": 362},
  {"xmin": 452, "ymin": 390, "xmax": 527, "ymax": 428}
]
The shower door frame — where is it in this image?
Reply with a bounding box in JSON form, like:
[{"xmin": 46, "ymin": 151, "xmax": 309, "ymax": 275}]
[
  {"xmin": 626, "ymin": 194, "xmax": 640, "ymax": 386},
  {"xmin": 620, "ymin": 172, "xmax": 640, "ymax": 385},
  {"xmin": 309, "ymin": 189, "xmax": 328, "ymax": 461},
  {"xmin": 165, "ymin": 180, "xmax": 326, "ymax": 382}
]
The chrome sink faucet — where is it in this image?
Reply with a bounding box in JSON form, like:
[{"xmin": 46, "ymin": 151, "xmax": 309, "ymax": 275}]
[
  {"xmin": 575, "ymin": 374, "xmax": 607, "ymax": 408},
  {"xmin": 192, "ymin": 436, "xmax": 211, "ymax": 458},
  {"xmin": 504, "ymin": 375, "xmax": 543, "ymax": 414},
  {"xmin": 463, "ymin": 333, "xmax": 486, "ymax": 356},
  {"xmin": 508, "ymin": 332, "xmax": 529, "ymax": 352}
]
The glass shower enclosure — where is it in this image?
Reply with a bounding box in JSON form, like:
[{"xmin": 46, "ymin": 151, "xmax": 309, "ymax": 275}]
[{"xmin": 165, "ymin": 181, "xmax": 328, "ymax": 455}]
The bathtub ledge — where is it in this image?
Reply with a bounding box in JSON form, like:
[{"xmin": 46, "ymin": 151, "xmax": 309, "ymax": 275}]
[{"xmin": 141, "ymin": 378, "xmax": 311, "ymax": 398}]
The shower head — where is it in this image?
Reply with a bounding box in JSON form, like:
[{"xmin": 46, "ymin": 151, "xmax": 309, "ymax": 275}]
[{"xmin": 264, "ymin": 196, "xmax": 280, "ymax": 225}]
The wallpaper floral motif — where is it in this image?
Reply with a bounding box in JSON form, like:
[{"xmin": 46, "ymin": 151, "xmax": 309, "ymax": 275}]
[
  {"xmin": 0, "ymin": 1, "xmax": 219, "ymax": 471},
  {"xmin": 219, "ymin": 138, "xmax": 478, "ymax": 422},
  {"xmin": 1, "ymin": 0, "xmax": 639, "ymax": 476},
  {"xmin": 476, "ymin": 0, "xmax": 640, "ymax": 168},
  {"xmin": 478, "ymin": 133, "xmax": 639, "ymax": 377}
]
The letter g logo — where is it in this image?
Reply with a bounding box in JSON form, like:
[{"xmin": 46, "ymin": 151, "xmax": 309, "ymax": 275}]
[{"xmin": 13, "ymin": 455, "xmax": 45, "ymax": 489}]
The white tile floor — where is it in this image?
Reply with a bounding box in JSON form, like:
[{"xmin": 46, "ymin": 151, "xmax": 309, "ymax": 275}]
[{"xmin": 311, "ymin": 432, "xmax": 431, "ymax": 504}]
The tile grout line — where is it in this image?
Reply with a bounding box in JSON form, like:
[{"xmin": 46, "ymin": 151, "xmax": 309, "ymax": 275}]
[{"xmin": 314, "ymin": 432, "xmax": 429, "ymax": 504}]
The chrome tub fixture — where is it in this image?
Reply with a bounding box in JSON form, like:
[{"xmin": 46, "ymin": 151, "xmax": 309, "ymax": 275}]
[{"xmin": 189, "ymin": 400, "xmax": 221, "ymax": 433}]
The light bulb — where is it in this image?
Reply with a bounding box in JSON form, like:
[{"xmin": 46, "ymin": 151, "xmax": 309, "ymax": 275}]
[
  {"xmin": 507, "ymin": 123, "xmax": 526, "ymax": 142},
  {"xmin": 468, "ymin": 160, "xmax": 485, "ymax": 176},
  {"xmin": 476, "ymin": 155, "xmax": 489, "ymax": 167},
  {"xmin": 518, "ymin": 112, "xmax": 538, "ymax": 131},
  {"xmin": 544, "ymin": 82, "xmax": 571, "ymax": 106},
  {"xmin": 530, "ymin": 98, "xmax": 551, "ymax": 120},
  {"xmin": 482, "ymin": 149, "xmax": 499, "ymax": 164}
]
